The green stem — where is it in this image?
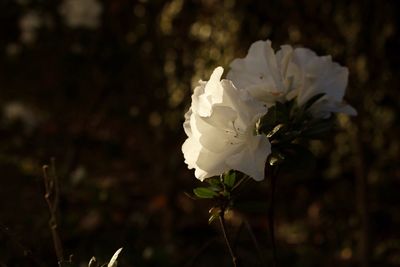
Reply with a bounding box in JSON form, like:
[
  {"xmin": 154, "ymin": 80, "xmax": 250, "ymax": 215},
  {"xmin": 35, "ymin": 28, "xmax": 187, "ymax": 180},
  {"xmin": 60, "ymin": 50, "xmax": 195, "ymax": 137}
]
[
  {"xmin": 244, "ymin": 218, "xmax": 266, "ymax": 266},
  {"xmin": 219, "ymin": 210, "xmax": 239, "ymax": 267}
]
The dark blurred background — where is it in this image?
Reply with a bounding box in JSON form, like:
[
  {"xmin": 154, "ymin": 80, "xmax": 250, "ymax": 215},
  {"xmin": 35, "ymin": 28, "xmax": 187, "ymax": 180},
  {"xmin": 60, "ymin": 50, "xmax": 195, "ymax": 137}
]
[{"xmin": 0, "ymin": 0, "xmax": 399, "ymax": 266}]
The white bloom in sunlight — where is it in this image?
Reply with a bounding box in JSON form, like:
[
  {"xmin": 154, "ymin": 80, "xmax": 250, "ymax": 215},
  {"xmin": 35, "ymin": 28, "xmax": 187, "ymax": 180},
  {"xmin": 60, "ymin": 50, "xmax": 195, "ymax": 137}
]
[
  {"xmin": 182, "ymin": 67, "xmax": 271, "ymax": 181},
  {"xmin": 227, "ymin": 40, "xmax": 357, "ymax": 117},
  {"xmin": 59, "ymin": 0, "xmax": 102, "ymax": 29}
]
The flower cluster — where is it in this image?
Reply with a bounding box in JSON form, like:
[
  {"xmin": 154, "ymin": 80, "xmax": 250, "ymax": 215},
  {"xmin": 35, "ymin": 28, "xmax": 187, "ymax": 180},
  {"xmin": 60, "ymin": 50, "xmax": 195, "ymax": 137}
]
[{"xmin": 183, "ymin": 40, "xmax": 356, "ymax": 182}]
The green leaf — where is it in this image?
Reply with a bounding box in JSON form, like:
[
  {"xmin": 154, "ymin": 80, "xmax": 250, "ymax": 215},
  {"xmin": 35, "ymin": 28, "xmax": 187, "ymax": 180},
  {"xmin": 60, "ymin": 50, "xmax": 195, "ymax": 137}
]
[
  {"xmin": 206, "ymin": 177, "xmax": 221, "ymax": 187},
  {"xmin": 208, "ymin": 185, "xmax": 222, "ymax": 192},
  {"xmin": 193, "ymin": 187, "xmax": 218, "ymax": 198},
  {"xmin": 223, "ymin": 171, "xmax": 236, "ymax": 188},
  {"xmin": 205, "ymin": 177, "xmax": 222, "ymax": 191}
]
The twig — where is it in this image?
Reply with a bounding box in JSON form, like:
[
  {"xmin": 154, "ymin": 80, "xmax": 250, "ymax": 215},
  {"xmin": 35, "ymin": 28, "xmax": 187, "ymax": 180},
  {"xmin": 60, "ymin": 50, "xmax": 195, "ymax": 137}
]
[
  {"xmin": 42, "ymin": 159, "xmax": 64, "ymax": 265},
  {"xmin": 232, "ymin": 220, "xmax": 244, "ymax": 248},
  {"xmin": 243, "ymin": 218, "xmax": 267, "ymax": 266},
  {"xmin": 218, "ymin": 210, "xmax": 239, "ymax": 267}
]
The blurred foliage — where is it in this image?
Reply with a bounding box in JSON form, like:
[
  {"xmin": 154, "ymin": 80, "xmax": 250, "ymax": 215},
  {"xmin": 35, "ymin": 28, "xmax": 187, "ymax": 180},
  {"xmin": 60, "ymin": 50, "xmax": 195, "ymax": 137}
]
[{"xmin": 0, "ymin": 0, "xmax": 399, "ymax": 266}]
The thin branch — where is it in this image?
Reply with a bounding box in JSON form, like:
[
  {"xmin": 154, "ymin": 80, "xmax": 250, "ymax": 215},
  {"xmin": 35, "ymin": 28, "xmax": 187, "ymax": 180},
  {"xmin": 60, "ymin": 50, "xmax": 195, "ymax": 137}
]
[
  {"xmin": 219, "ymin": 210, "xmax": 239, "ymax": 267},
  {"xmin": 42, "ymin": 160, "xmax": 64, "ymax": 265},
  {"xmin": 232, "ymin": 220, "xmax": 244, "ymax": 248},
  {"xmin": 243, "ymin": 218, "xmax": 267, "ymax": 266}
]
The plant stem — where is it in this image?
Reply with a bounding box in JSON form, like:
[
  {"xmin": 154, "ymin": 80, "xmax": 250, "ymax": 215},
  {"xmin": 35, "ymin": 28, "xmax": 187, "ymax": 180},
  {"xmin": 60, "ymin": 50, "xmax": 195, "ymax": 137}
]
[
  {"xmin": 43, "ymin": 160, "xmax": 64, "ymax": 265},
  {"xmin": 219, "ymin": 210, "xmax": 239, "ymax": 267},
  {"xmin": 244, "ymin": 218, "xmax": 266, "ymax": 266}
]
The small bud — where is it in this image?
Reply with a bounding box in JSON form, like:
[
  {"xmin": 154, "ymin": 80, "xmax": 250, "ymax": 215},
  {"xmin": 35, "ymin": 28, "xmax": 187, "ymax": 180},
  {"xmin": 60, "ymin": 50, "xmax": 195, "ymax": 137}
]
[{"xmin": 88, "ymin": 257, "xmax": 97, "ymax": 267}]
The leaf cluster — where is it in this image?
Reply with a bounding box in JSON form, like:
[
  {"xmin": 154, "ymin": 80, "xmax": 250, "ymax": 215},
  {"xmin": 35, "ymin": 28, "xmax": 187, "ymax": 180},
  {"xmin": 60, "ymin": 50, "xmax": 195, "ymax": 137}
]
[
  {"xmin": 259, "ymin": 94, "xmax": 335, "ymax": 169},
  {"xmin": 192, "ymin": 171, "xmax": 251, "ymax": 223}
]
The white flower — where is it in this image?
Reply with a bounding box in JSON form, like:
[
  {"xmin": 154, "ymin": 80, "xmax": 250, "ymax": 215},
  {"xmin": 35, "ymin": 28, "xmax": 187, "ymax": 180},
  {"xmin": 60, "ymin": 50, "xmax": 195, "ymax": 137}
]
[
  {"xmin": 227, "ymin": 40, "xmax": 357, "ymax": 118},
  {"xmin": 59, "ymin": 0, "xmax": 102, "ymax": 29},
  {"xmin": 182, "ymin": 67, "xmax": 271, "ymax": 181}
]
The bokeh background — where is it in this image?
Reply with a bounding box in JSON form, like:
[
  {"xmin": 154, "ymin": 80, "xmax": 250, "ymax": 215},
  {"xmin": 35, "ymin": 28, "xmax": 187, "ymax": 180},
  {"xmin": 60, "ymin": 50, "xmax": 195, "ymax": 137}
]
[{"xmin": 0, "ymin": 0, "xmax": 399, "ymax": 266}]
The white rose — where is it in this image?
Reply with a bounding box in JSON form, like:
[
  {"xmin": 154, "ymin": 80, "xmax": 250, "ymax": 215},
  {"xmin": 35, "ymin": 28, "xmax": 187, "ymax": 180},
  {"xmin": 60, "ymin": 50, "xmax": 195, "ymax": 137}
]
[
  {"xmin": 182, "ymin": 67, "xmax": 271, "ymax": 181},
  {"xmin": 227, "ymin": 40, "xmax": 357, "ymax": 118}
]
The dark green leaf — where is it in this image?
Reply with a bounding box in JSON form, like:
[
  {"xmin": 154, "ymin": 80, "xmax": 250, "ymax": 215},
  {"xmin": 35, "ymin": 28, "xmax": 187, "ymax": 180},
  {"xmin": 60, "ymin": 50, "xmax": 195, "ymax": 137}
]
[
  {"xmin": 206, "ymin": 177, "xmax": 221, "ymax": 187},
  {"xmin": 208, "ymin": 185, "xmax": 222, "ymax": 192},
  {"xmin": 223, "ymin": 171, "xmax": 236, "ymax": 188},
  {"xmin": 193, "ymin": 187, "xmax": 218, "ymax": 198}
]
